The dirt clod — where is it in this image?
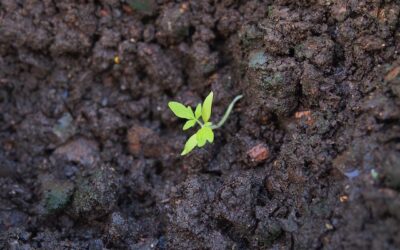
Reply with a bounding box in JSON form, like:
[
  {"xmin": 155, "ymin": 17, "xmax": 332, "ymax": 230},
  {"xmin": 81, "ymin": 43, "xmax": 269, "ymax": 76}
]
[
  {"xmin": 247, "ymin": 144, "xmax": 270, "ymax": 165},
  {"xmin": 43, "ymin": 180, "xmax": 74, "ymax": 213},
  {"xmin": 54, "ymin": 138, "xmax": 99, "ymax": 166},
  {"xmin": 70, "ymin": 167, "xmax": 118, "ymax": 220}
]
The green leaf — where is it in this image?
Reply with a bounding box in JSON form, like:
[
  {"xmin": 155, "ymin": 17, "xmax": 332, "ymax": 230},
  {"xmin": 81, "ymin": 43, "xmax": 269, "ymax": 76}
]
[
  {"xmin": 204, "ymin": 122, "xmax": 212, "ymax": 127},
  {"xmin": 188, "ymin": 106, "xmax": 195, "ymax": 118},
  {"xmin": 205, "ymin": 128, "xmax": 214, "ymax": 143},
  {"xmin": 195, "ymin": 104, "xmax": 202, "ymax": 119},
  {"xmin": 168, "ymin": 102, "xmax": 195, "ymax": 120},
  {"xmin": 183, "ymin": 120, "xmax": 196, "ymax": 130},
  {"xmin": 181, "ymin": 134, "xmax": 197, "ymax": 155},
  {"xmin": 196, "ymin": 126, "xmax": 213, "ymax": 147},
  {"xmin": 202, "ymin": 92, "xmax": 213, "ymax": 122},
  {"xmin": 197, "ymin": 132, "xmax": 206, "ymax": 147}
]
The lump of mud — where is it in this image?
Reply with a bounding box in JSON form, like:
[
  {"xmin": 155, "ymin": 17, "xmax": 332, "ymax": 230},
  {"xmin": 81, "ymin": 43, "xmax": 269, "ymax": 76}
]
[
  {"xmin": 295, "ymin": 35, "xmax": 335, "ymax": 68},
  {"xmin": 246, "ymin": 143, "xmax": 270, "ymax": 166},
  {"xmin": 385, "ymin": 64, "xmax": 400, "ymax": 97},
  {"xmin": 363, "ymin": 92, "xmax": 400, "ymax": 121},
  {"xmin": 179, "ymin": 41, "xmax": 219, "ymax": 87},
  {"xmin": 52, "ymin": 112, "xmax": 76, "ymax": 144},
  {"xmin": 53, "ymin": 138, "xmax": 99, "ymax": 166},
  {"xmin": 253, "ymin": 206, "xmax": 283, "ymax": 248},
  {"xmin": 165, "ymin": 175, "xmax": 231, "ymax": 249},
  {"xmin": 246, "ymin": 51, "xmax": 300, "ymax": 117},
  {"xmin": 0, "ymin": 227, "xmax": 32, "ymax": 250},
  {"xmin": 128, "ymin": 0, "xmax": 157, "ymax": 16},
  {"xmin": 332, "ymin": 138, "xmax": 378, "ymax": 180},
  {"xmin": 106, "ymin": 212, "xmax": 129, "ymax": 241},
  {"xmin": 127, "ymin": 125, "xmax": 158, "ymax": 157},
  {"xmin": 211, "ymin": 172, "xmax": 259, "ymax": 238},
  {"xmin": 69, "ymin": 167, "xmax": 119, "ymax": 220},
  {"xmin": 300, "ymin": 63, "xmax": 332, "ymax": 106},
  {"xmin": 137, "ymin": 43, "xmax": 183, "ymax": 91},
  {"xmin": 238, "ymin": 24, "xmax": 264, "ymax": 49},
  {"xmin": 156, "ymin": 3, "xmax": 190, "ymax": 44},
  {"xmin": 0, "ymin": 210, "xmax": 29, "ymax": 233},
  {"xmin": 181, "ymin": 146, "xmax": 214, "ymax": 174},
  {"xmin": 50, "ymin": 25, "xmax": 92, "ymax": 55},
  {"xmin": 379, "ymin": 150, "xmax": 400, "ymax": 190},
  {"xmin": 42, "ymin": 180, "xmax": 74, "ymax": 214}
]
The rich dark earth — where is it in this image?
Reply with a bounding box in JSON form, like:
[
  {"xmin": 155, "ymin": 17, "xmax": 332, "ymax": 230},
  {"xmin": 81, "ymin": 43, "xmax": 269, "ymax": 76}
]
[{"xmin": 1, "ymin": 0, "xmax": 400, "ymax": 249}]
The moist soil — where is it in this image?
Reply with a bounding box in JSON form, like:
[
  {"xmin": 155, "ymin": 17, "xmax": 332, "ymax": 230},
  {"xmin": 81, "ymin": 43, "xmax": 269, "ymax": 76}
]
[{"xmin": 1, "ymin": 0, "xmax": 400, "ymax": 249}]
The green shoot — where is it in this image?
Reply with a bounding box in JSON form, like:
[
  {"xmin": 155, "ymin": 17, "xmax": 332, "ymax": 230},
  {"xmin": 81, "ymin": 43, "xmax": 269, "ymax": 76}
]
[{"xmin": 168, "ymin": 92, "xmax": 243, "ymax": 155}]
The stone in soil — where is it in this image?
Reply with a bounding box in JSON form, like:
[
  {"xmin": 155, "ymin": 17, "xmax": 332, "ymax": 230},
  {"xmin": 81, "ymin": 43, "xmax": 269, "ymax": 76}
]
[{"xmin": 54, "ymin": 138, "xmax": 99, "ymax": 166}]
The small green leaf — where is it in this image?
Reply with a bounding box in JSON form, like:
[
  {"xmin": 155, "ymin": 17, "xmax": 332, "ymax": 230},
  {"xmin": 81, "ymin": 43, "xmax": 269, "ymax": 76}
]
[
  {"xmin": 196, "ymin": 126, "xmax": 213, "ymax": 147},
  {"xmin": 168, "ymin": 102, "xmax": 195, "ymax": 120},
  {"xmin": 195, "ymin": 104, "xmax": 202, "ymax": 119},
  {"xmin": 204, "ymin": 122, "xmax": 212, "ymax": 127},
  {"xmin": 197, "ymin": 132, "xmax": 207, "ymax": 147},
  {"xmin": 181, "ymin": 134, "xmax": 197, "ymax": 155},
  {"xmin": 205, "ymin": 128, "xmax": 214, "ymax": 143},
  {"xmin": 183, "ymin": 120, "xmax": 196, "ymax": 130},
  {"xmin": 202, "ymin": 92, "xmax": 213, "ymax": 123},
  {"xmin": 188, "ymin": 106, "xmax": 195, "ymax": 118}
]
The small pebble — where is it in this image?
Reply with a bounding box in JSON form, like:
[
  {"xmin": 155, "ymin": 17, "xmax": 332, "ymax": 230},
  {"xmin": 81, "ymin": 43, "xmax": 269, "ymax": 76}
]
[{"xmin": 247, "ymin": 144, "xmax": 269, "ymax": 163}]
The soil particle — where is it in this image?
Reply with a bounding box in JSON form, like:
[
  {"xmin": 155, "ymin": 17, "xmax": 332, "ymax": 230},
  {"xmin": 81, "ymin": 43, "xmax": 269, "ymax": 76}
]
[
  {"xmin": 99, "ymin": 29, "xmax": 122, "ymax": 48},
  {"xmin": 54, "ymin": 138, "xmax": 99, "ymax": 166},
  {"xmin": 165, "ymin": 175, "xmax": 230, "ymax": 249},
  {"xmin": 91, "ymin": 44, "xmax": 117, "ymax": 72},
  {"xmin": 216, "ymin": 8, "xmax": 241, "ymax": 37},
  {"xmin": 127, "ymin": 126, "xmax": 155, "ymax": 156},
  {"xmin": 192, "ymin": 25, "xmax": 215, "ymax": 43},
  {"xmin": 70, "ymin": 166, "xmax": 119, "ymax": 220},
  {"xmin": 331, "ymin": 1, "xmax": 350, "ymax": 22},
  {"xmin": 253, "ymin": 214, "xmax": 283, "ymax": 248},
  {"xmin": 137, "ymin": 42, "xmax": 183, "ymax": 91},
  {"xmin": 52, "ymin": 112, "xmax": 76, "ymax": 144},
  {"xmin": 0, "ymin": 153, "xmax": 18, "ymax": 178},
  {"xmin": 246, "ymin": 144, "xmax": 270, "ymax": 165},
  {"xmin": 156, "ymin": 3, "xmax": 190, "ymax": 45},
  {"xmin": 300, "ymin": 63, "xmax": 326, "ymax": 106},
  {"xmin": 246, "ymin": 56, "xmax": 300, "ymax": 116},
  {"xmin": 363, "ymin": 91, "xmax": 400, "ymax": 120},
  {"xmin": 89, "ymin": 239, "xmax": 105, "ymax": 250},
  {"xmin": 182, "ymin": 147, "xmax": 213, "ymax": 174},
  {"xmin": 106, "ymin": 212, "xmax": 129, "ymax": 241},
  {"xmin": 50, "ymin": 25, "xmax": 92, "ymax": 56},
  {"xmin": 42, "ymin": 179, "xmax": 74, "ymax": 214},
  {"xmin": 295, "ymin": 35, "xmax": 335, "ymax": 68},
  {"xmin": 186, "ymin": 41, "xmax": 219, "ymax": 86},
  {"xmin": 212, "ymin": 172, "xmax": 260, "ymax": 238},
  {"xmin": 128, "ymin": 0, "xmax": 157, "ymax": 16},
  {"xmin": 127, "ymin": 125, "xmax": 173, "ymax": 159},
  {"xmin": 378, "ymin": 149, "xmax": 400, "ymax": 190},
  {"xmin": 0, "ymin": 210, "xmax": 28, "ymax": 232},
  {"xmin": 357, "ymin": 35, "xmax": 386, "ymax": 52}
]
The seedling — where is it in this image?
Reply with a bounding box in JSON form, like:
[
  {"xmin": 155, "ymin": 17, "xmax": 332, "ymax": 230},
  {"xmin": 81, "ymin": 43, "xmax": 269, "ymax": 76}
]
[{"xmin": 168, "ymin": 92, "xmax": 243, "ymax": 155}]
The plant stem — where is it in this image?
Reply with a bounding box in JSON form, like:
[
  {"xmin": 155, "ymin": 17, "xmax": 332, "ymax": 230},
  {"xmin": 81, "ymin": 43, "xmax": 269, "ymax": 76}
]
[
  {"xmin": 196, "ymin": 119, "xmax": 204, "ymax": 127},
  {"xmin": 211, "ymin": 94, "xmax": 243, "ymax": 129}
]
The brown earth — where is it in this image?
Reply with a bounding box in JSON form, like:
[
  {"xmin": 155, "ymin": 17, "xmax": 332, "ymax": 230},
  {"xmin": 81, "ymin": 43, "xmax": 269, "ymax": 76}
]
[{"xmin": 1, "ymin": 0, "xmax": 400, "ymax": 249}]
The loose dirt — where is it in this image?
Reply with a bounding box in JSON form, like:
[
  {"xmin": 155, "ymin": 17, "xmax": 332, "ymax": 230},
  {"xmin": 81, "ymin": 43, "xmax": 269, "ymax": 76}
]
[{"xmin": 1, "ymin": 0, "xmax": 399, "ymax": 249}]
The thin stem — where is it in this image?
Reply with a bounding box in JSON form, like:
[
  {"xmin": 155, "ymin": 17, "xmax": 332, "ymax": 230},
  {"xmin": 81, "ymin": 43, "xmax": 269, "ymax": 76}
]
[
  {"xmin": 195, "ymin": 119, "xmax": 204, "ymax": 127},
  {"xmin": 211, "ymin": 94, "xmax": 243, "ymax": 129}
]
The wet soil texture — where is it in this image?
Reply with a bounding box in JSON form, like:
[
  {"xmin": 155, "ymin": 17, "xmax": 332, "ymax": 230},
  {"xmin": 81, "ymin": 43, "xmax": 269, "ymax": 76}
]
[{"xmin": 1, "ymin": 0, "xmax": 400, "ymax": 249}]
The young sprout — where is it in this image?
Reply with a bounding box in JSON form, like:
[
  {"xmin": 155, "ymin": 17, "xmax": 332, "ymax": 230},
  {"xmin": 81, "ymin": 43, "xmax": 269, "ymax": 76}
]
[{"xmin": 168, "ymin": 92, "xmax": 243, "ymax": 155}]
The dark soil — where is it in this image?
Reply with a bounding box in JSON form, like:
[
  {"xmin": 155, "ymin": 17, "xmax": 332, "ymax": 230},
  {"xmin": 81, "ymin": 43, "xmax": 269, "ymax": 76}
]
[{"xmin": 1, "ymin": 0, "xmax": 400, "ymax": 249}]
